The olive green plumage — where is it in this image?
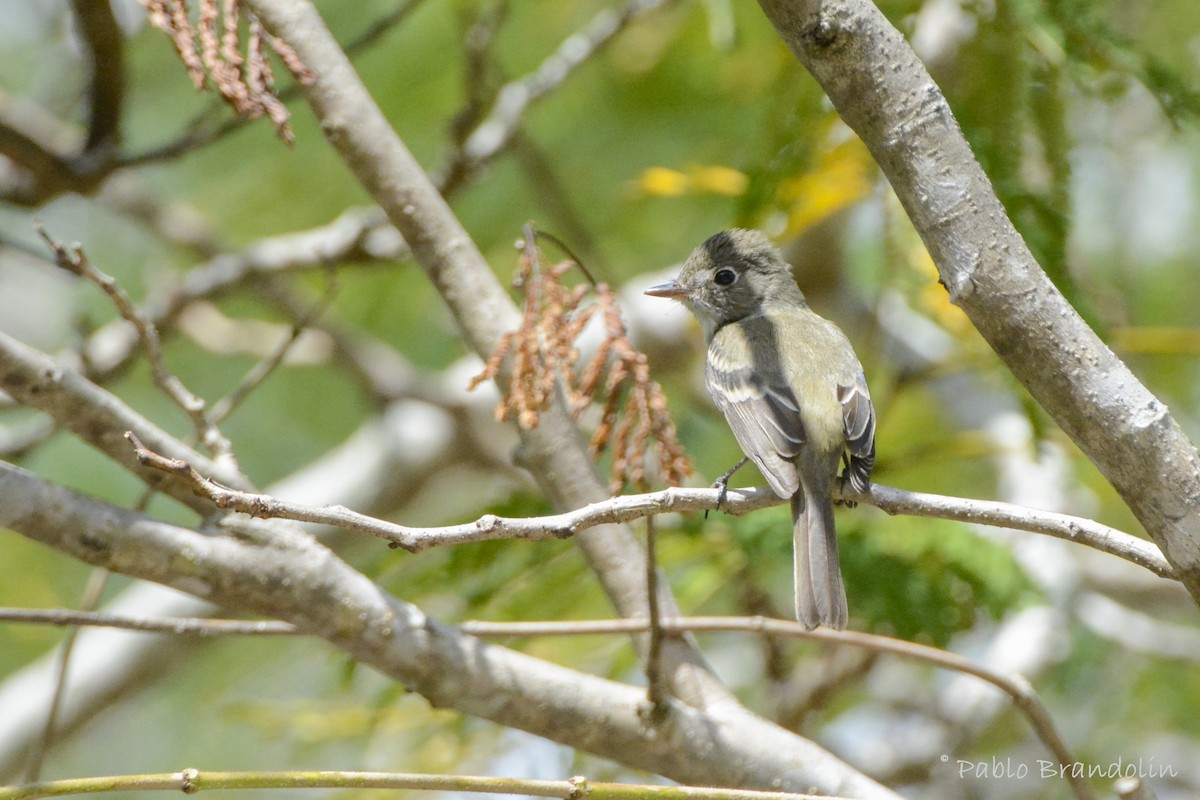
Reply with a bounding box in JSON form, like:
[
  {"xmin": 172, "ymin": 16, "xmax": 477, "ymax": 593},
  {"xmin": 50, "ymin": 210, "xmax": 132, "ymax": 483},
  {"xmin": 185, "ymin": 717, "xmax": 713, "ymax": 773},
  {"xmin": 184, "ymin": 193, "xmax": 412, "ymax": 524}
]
[{"xmin": 647, "ymin": 229, "xmax": 875, "ymax": 629}]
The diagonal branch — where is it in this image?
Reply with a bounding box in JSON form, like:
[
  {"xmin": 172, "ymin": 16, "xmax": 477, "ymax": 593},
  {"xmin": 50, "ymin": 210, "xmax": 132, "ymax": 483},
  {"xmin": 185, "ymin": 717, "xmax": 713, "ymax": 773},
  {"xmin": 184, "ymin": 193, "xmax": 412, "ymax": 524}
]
[
  {"xmin": 36, "ymin": 225, "xmax": 236, "ymax": 464},
  {"xmin": 241, "ymin": 0, "xmax": 735, "ymax": 714},
  {"xmin": 0, "ymin": 329, "xmax": 250, "ymax": 514},
  {"xmin": 755, "ymin": 0, "xmax": 1200, "ymax": 606},
  {"xmin": 437, "ymin": 0, "xmax": 675, "ymax": 193}
]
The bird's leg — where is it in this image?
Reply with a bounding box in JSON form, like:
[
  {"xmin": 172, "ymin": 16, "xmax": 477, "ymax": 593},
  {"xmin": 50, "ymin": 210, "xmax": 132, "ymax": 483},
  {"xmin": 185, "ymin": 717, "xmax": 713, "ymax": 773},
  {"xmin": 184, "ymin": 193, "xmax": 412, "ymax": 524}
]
[{"xmin": 708, "ymin": 456, "xmax": 749, "ymax": 517}]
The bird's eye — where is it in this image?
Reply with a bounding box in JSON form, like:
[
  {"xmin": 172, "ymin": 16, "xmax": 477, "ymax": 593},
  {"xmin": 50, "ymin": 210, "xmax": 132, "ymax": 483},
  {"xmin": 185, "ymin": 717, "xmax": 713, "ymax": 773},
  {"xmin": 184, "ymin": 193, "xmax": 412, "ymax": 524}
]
[{"xmin": 714, "ymin": 268, "xmax": 737, "ymax": 286}]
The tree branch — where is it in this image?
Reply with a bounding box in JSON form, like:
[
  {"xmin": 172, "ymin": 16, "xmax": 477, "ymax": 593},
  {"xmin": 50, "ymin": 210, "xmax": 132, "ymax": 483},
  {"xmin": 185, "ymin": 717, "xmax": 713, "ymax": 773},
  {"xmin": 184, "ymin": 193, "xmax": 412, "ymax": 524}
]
[
  {"xmin": 755, "ymin": 0, "xmax": 1200, "ymax": 604},
  {"xmin": 36, "ymin": 225, "xmax": 236, "ymax": 464},
  {"xmin": 0, "ymin": 329, "xmax": 249, "ymax": 514},
  {"xmin": 68, "ymin": 0, "xmax": 125, "ymax": 156},
  {"xmin": 0, "ymin": 608, "xmax": 295, "ymax": 637},
  {"xmin": 0, "ymin": 597, "xmax": 1089, "ymax": 800},
  {"xmin": 127, "ymin": 430, "xmax": 1173, "ymax": 578},
  {"xmin": 83, "ymin": 206, "xmax": 401, "ymax": 380},
  {"xmin": 438, "ymin": 0, "xmax": 674, "ymax": 193},
  {"xmin": 0, "ymin": 461, "xmax": 896, "ymax": 800},
  {"xmin": 241, "ymin": 0, "xmax": 736, "ymax": 714}
]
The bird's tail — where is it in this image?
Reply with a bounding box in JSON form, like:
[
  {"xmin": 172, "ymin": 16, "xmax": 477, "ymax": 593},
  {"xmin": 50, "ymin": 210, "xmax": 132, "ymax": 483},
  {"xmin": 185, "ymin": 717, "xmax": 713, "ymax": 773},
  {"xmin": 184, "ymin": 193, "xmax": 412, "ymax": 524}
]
[{"xmin": 792, "ymin": 484, "xmax": 848, "ymax": 630}]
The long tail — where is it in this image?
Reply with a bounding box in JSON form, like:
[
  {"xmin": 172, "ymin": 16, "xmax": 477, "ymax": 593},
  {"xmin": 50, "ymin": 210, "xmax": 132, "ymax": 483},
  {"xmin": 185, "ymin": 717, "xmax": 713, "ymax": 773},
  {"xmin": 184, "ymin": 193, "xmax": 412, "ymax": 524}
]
[{"xmin": 792, "ymin": 482, "xmax": 848, "ymax": 630}]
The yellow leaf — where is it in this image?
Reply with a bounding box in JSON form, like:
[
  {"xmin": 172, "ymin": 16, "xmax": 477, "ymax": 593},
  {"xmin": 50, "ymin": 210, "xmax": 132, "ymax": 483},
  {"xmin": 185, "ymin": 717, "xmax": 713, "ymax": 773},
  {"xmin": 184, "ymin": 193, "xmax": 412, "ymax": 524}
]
[
  {"xmin": 636, "ymin": 166, "xmax": 690, "ymax": 197},
  {"xmin": 687, "ymin": 164, "xmax": 748, "ymax": 196}
]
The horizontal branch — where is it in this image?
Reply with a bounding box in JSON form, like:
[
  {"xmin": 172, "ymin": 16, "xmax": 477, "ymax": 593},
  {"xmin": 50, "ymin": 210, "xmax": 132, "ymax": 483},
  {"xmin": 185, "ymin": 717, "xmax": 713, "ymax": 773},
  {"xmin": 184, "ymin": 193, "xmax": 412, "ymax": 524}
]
[
  {"xmin": 856, "ymin": 484, "xmax": 1173, "ymax": 579},
  {"xmin": 84, "ymin": 206, "xmax": 402, "ymax": 380},
  {"xmin": 128, "ymin": 432, "xmax": 1172, "ymax": 577},
  {"xmin": 0, "ymin": 608, "xmax": 295, "ymax": 637},
  {"xmin": 0, "ymin": 768, "xmax": 830, "ymax": 800}
]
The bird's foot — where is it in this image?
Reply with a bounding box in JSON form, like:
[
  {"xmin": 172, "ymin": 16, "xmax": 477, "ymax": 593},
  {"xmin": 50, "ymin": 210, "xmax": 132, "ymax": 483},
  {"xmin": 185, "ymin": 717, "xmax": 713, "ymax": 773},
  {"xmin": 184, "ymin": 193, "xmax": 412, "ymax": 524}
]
[
  {"xmin": 836, "ymin": 471, "xmax": 860, "ymax": 508},
  {"xmin": 707, "ymin": 456, "xmax": 749, "ymax": 517}
]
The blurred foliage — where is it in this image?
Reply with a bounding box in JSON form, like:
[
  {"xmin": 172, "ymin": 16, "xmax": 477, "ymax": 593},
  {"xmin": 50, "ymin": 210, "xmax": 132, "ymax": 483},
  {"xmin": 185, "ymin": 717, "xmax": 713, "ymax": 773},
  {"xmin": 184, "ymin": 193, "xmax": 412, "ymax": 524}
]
[{"xmin": 1, "ymin": 0, "xmax": 1199, "ymax": 794}]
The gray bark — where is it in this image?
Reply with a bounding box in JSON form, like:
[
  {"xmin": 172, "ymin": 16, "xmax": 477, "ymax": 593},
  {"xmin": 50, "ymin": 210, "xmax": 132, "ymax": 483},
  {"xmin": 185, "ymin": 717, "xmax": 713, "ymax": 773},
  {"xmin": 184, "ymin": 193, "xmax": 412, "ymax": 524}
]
[
  {"xmin": 0, "ymin": 461, "xmax": 895, "ymax": 799},
  {"xmin": 757, "ymin": 0, "xmax": 1200, "ymax": 602}
]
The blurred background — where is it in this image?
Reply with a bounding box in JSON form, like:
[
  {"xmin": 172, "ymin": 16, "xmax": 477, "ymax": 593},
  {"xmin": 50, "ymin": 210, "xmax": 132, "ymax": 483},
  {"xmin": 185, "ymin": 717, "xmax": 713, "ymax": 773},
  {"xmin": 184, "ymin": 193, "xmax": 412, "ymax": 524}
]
[{"xmin": 1, "ymin": 0, "xmax": 1199, "ymax": 797}]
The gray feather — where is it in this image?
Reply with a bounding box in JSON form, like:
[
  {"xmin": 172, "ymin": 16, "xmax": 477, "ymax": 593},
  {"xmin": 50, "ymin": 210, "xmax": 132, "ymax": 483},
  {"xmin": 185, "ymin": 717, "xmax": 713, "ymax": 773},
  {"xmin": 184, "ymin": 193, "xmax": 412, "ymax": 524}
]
[{"xmin": 792, "ymin": 486, "xmax": 848, "ymax": 630}]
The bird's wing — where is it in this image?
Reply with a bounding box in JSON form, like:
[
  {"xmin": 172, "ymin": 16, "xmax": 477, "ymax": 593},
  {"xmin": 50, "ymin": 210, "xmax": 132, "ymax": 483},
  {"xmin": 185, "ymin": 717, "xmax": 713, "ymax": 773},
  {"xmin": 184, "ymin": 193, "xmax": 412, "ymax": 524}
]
[
  {"xmin": 706, "ymin": 325, "xmax": 803, "ymax": 498},
  {"xmin": 837, "ymin": 367, "xmax": 876, "ymax": 492}
]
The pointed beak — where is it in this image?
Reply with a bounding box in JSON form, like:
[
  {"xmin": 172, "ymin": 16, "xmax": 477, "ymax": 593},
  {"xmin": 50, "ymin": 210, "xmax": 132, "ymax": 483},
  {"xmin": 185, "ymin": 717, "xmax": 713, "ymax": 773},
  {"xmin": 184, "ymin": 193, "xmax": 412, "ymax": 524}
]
[{"xmin": 644, "ymin": 279, "xmax": 690, "ymax": 299}]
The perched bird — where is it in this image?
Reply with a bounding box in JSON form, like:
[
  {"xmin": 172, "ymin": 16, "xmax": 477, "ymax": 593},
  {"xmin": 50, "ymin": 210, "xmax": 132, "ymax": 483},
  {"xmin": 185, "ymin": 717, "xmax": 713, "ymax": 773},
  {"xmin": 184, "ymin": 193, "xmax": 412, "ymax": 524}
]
[{"xmin": 646, "ymin": 229, "xmax": 875, "ymax": 629}]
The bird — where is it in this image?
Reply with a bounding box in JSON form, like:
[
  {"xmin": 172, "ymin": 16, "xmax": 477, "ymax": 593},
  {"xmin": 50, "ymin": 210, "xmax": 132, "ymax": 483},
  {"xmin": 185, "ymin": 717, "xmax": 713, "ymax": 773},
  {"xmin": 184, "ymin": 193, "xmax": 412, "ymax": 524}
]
[{"xmin": 645, "ymin": 229, "xmax": 875, "ymax": 629}]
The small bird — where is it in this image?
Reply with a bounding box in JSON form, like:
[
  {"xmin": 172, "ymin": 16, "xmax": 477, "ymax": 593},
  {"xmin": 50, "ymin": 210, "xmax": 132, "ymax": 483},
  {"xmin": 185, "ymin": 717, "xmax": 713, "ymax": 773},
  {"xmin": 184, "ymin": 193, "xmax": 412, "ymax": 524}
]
[{"xmin": 646, "ymin": 229, "xmax": 875, "ymax": 629}]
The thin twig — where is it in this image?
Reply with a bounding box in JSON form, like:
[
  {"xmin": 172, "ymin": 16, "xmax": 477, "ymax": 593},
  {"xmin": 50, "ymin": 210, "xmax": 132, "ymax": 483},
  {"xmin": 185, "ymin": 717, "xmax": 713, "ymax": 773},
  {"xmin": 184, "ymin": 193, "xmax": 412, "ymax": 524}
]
[
  {"xmin": 0, "ymin": 768, "xmax": 831, "ymax": 800},
  {"xmin": 36, "ymin": 224, "xmax": 237, "ymax": 465},
  {"xmin": 125, "ymin": 433, "xmax": 1174, "ymax": 578},
  {"xmin": 850, "ymin": 483, "xmax": 1172, "ymax": 578},
  {"xmin": 82, "ymin": 206, "xmax": 397, "ymax": 382},
  {"xmin": 438, "ymin": 0, "xmax": 675, "ymax": 192},
  {"xmin": 126, "ymin": 432, "xmax": 425, "ymax": 551},
  {"xmin": 209, "ymin": 276, "xmax": 337, "ymax": 424},
  {"xmin": 0, "ymin": 608, "xmax": 297, "ymax": 636}
]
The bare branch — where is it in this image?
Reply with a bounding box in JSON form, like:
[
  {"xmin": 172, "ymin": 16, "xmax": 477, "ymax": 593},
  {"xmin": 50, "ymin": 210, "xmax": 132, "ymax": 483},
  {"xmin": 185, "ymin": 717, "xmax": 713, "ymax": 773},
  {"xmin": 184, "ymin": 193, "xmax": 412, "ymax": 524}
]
[
  {"xmin": 208, "ymin": 278, "xmax": 336, "ymax": 424},
  {"xmin": 0, "ymin": 0, "xmax": 124, "ymax": 207},
  {"xmin": 0, "ymin": 329, "xmax": 250, "ymax": 514},
  {"xmin": 0, "ymin": 91, "xmax": 101, "ymax": 206},
  {"xmin": 643, "ymin": 515, "xmax": 668, "ymax": 715},
  {"xmin": 35, "ymin": 225, "xmax": 237, "ymax": 465},
  {"xmin": 22, "ymin": 570, "xmax": 109, "ymax": 783},
  {"xmin": 125, "ymin": 431, "xmax": 1173, "ymax": 579},
  {"xmin": 845, "ymin": 483, "xmax": 1174, "ymax": 579},
  {"xmin": 242, "ymin": 0, "xmax": 737, "ymax": 713},
  {"xmin": 439, "ymin": 0, "xmax": 675, "ymax": 192},
  {"xmin": 0, "ymin": 608, "xmax": 296, "ymax": 637},
  {"xmin": 83, "ymin": 206, "xmax": 400, "ymax": 380},
  {"xmin": 126, "ymin": 431, "xmax": 424, "ymax": 551}
]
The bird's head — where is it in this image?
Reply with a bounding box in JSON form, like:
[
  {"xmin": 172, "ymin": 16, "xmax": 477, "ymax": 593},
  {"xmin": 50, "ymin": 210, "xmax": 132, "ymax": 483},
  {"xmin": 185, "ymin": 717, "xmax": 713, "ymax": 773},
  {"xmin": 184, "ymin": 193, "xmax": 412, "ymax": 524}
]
[{"xmin": 645, "ymin": 229, "xmax": 805, "ymax": 337}]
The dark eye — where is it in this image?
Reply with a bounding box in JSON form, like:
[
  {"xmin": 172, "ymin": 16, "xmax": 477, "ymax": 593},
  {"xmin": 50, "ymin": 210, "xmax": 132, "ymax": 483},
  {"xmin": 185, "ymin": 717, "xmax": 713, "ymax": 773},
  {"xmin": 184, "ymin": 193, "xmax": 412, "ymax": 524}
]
[{"xmin": 714, "ymin": 268, "xmax": 737, "ymax": 286}]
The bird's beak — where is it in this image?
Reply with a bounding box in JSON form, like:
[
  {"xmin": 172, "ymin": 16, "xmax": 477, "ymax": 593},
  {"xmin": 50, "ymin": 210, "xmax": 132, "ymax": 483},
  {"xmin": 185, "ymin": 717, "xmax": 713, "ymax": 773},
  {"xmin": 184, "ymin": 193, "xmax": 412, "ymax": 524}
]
[{"xmin": 644, "ymin": 279, "xmax": 690, "ymax": 299}]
